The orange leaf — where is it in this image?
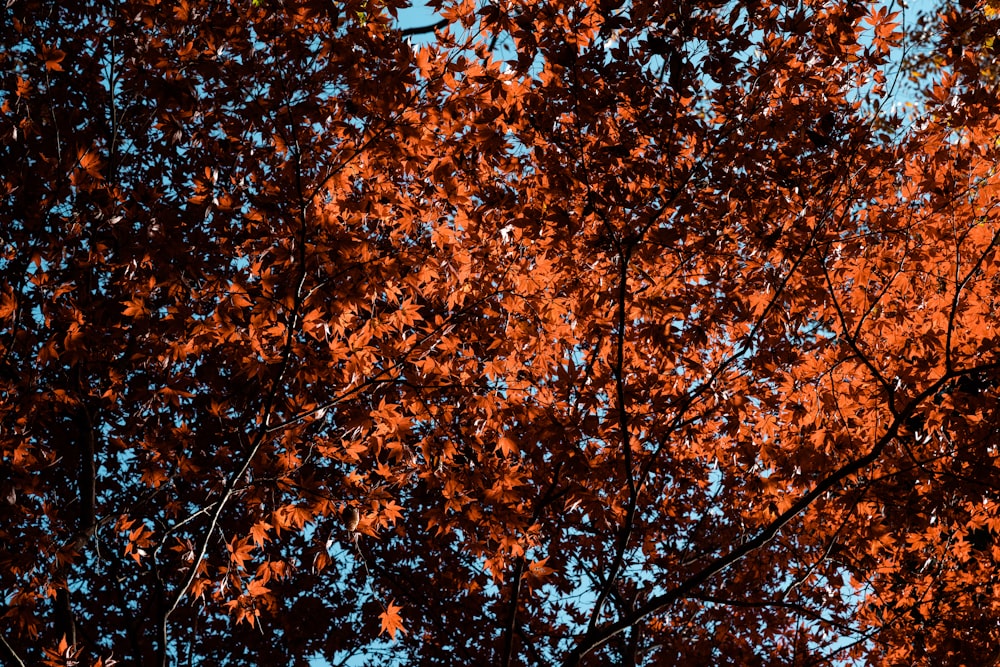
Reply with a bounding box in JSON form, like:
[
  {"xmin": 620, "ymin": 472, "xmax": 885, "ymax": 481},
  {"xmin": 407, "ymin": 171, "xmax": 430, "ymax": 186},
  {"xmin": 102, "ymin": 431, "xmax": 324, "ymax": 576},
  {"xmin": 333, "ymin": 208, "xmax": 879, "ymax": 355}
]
[
  {"xmin": 77, "ymin": 148, "xmax": 104, "ymax": 179},
  {"xmin": 497, "ymin": 435, "xmax": 518, "ymax": 457},
  {"xmin": 15, "ymin": 75, "xmax": 31, "ymax": 98},
  {"xmin": 249, "ymin": 520, "xmax": 272, "ymax": 547},
  {"xmin": 379, "ymin": 600, "xmax": 407, "ymax": 639},
  {"xmin": 247, "ymin": 578, "xmax": 271, "ymax": 597},
  {"xmin": 526, "ymin": 557, "xmax": 555, "ymax": 579},
  {"xmin": 39, "ymin": 46, "xmax": 66, "ymax": 71}
]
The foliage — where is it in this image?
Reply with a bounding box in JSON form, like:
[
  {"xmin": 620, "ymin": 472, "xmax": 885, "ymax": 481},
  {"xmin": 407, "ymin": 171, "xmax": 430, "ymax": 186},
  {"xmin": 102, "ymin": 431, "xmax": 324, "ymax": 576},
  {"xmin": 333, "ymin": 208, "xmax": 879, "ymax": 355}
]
[{"xmin": 3, "ymin": 0, "xmax": 1000, "ymax": 665}]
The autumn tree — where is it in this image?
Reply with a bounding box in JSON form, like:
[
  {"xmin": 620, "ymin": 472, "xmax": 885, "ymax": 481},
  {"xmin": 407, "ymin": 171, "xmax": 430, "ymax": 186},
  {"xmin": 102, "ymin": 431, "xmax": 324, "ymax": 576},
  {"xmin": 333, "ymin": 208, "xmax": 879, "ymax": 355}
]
[{"xmin": 3, "ymin": 0, "xmax": 1000, "ymax": 665}]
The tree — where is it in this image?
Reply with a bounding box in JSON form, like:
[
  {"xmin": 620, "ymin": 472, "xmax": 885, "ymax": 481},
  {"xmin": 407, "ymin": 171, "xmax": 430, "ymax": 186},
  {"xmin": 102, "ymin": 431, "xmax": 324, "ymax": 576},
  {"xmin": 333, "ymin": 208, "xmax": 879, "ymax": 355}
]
[{"xmin": 3, "ymin": 0, "xmax": 1000, "ymax": 665}]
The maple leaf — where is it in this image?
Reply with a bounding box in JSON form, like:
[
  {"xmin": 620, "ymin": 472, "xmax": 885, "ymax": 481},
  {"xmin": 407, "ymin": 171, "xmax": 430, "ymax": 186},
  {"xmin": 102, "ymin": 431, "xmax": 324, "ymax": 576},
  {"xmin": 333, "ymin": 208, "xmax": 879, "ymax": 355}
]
[
  {"xmin": 249, "ymin": 521, "xmax": 272, "ymax": 547},
  {"xmin": 246, "ymin": 579, "xmax": 271, "ymax": 598},
  {"xmin": 75, "ymin": 148, "xmax": 104, "ymax": 180},
  {"xmin": 14, "ymin": 75, "xmax": 31, "ymax": 98},
  {"xmin": 379, "ymin": 601, "xmax": 407, "ymax": 640},
  {"xmin": 227, "ymin": 539, "xmax": 255, "ymax": 571},
  {"xmin": 497, "ymin": 434, "xmax": 518, "ymax": 457},
  {"xmin": 38, "ymin": 45, "xmax": 66, "ymax": 71}
]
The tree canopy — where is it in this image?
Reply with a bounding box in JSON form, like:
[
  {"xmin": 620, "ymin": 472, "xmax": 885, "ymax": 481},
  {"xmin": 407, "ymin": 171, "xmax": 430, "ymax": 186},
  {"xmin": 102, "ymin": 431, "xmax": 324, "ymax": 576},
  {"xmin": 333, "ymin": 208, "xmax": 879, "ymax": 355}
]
[{"xmin": 4, "ymin": 0, "xmax": 1000, "ymax": 665}]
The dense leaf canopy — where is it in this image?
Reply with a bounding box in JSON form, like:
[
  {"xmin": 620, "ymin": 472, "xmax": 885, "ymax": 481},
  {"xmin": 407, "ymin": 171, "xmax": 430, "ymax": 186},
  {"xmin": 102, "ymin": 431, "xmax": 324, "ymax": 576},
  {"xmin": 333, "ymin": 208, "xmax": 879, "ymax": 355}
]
[{"xmin": 3, "ymin": 0, "xmax": 1000, "ymax": 665}]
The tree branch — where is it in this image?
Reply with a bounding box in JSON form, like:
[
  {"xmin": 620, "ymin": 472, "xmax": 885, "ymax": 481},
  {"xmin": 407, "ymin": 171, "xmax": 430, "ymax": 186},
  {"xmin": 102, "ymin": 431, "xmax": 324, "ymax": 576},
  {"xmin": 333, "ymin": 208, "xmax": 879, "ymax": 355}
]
[
  {"xmin": 399, "ymin": 18, "xmax": 449, "ymax": 37},
  {"xmin": 0, "ymin": 631, "xmax": 26, "ymax": 667}
]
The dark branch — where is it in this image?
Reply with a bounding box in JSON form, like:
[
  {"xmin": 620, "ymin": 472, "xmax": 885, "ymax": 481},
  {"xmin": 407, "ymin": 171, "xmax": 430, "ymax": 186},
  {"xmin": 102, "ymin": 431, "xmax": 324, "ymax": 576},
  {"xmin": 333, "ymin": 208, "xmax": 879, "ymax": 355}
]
[{"xmin": 399, "ymin": 18, "xmax": 449, "ymax": 37}]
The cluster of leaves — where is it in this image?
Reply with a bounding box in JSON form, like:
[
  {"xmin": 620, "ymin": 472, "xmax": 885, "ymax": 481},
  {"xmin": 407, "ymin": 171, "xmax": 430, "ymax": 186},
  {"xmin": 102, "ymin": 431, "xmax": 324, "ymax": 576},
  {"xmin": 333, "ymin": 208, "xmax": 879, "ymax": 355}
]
[{"xmin": 3, "ymin": 0, "xmax": 1000, "ymax": 665}]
